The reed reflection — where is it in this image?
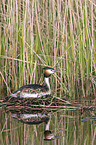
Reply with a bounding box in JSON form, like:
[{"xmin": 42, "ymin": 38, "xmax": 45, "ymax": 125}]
[{"xmin": 11, "ymin": 109, "xmax": 61, "ymax": 141}]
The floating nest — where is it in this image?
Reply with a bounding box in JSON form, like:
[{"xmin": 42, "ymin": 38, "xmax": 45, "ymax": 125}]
[
  {"xmin": 0, "ymin": 95, "xmax": 96, "ymax": 112},
  {"xmin": 0, "ymin": 95, "xmax": 72, "ymax": 110}
]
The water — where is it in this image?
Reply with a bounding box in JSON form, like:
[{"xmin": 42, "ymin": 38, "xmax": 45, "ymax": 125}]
[{"xmin": 0, "ymin": 92, "xmax": 96, "ymax": 145}]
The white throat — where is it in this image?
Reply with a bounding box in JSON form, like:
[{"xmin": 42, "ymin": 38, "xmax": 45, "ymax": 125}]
[
  {"xmin": 44, "ymin": 77, "xmax": 50, "ymax": 90},
  {"xmin": 45, "ymin": 119, "xmax": 50, "ymax": 131}
]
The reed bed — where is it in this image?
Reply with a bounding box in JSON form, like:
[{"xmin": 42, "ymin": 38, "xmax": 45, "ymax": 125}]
[{"xmin": 0, "ymin": 0, "xmax": 96, "ymax": 99}]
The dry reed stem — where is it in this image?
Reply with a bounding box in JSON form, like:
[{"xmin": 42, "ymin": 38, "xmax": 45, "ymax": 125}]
[{"xmin": 0, "ymin": 0, "xmax": 96, "ymax": 98}]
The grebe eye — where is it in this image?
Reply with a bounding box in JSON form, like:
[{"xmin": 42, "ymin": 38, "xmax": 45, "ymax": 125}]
[{"xmin": 51, "ymin": 69, "xmax": 54, "ymax": 72}]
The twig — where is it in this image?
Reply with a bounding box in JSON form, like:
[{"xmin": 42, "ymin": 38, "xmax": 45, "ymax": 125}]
[
  {"xmin": 54, "ymin": 96, "xmax": 72, "ymax": 104},
  {"xmin": 0, "ymin": 71, "xmax": 11, "ymax": 94}
]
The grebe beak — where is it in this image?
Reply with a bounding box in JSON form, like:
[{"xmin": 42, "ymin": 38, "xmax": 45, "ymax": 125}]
[{"xmin": 53, "ymin": 70, "xmax": 61, "ymax": 73}]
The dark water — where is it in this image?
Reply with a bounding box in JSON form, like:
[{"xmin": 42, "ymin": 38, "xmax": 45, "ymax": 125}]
[{"xmin": 0, "ymin": 92, "xmax": 96, "ymax": 145}]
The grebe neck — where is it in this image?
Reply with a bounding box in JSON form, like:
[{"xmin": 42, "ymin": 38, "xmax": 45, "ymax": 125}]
[{"xmin": 44, "ymin": 77, "xmax": 50, "ymax": 90}]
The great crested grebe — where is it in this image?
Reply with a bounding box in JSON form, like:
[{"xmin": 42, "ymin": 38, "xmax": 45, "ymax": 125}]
[{"xmin": 11, "ymin": 67, "xmax": 60, "ymax": 98}]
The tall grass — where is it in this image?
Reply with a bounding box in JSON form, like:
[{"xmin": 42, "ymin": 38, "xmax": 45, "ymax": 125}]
[{"xmin": 0, "ymin": 0, "xmax": 96, "ymax": 99}]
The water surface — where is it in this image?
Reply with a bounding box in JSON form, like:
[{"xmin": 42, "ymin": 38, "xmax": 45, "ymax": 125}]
[{"xmin": 0, "ymin": 92, "xmax": 96, "ymax": 145}]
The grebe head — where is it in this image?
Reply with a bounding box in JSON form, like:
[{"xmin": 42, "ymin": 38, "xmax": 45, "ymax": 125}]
[{"xmin": 43, "ymin": 67, "xmax": 60, "ymax": 77}]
